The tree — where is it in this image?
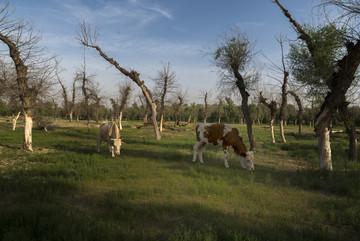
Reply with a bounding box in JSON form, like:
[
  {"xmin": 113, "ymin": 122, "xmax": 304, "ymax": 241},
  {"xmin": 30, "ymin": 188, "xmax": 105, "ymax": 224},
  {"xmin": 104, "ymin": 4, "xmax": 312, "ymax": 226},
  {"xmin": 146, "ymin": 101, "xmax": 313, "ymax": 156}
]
[
  {"xmin": 56, "ymin": 67, "xmax": 76, "ymax": 122},
  {"xmin": 76, "ymin": 48, "xmax": 96, "ymax": 132},
  {"xmin": 152, "ymin": 62, "xmax": 178, "ymax": 132},
  {"xmin": 0, "ymin": 2, "xmax": 56, "ymax": 150},
  {"xmin": 76, "ymin": 21, "xmax": 161, "ymax": 140},
  {"xmin": 278, "ymin": 36, "xmax": 289, "ymax": 143},
  {"xmin": 275, "ymin": 0, "xmax": 360, "ymax": 170},
  {"xmin": 211, "ymin": 27, "xmax": 258, "ymax": 150},
  {"xmin": 259, "ymin": 92, "xmax": 277, "ymax": 144}
]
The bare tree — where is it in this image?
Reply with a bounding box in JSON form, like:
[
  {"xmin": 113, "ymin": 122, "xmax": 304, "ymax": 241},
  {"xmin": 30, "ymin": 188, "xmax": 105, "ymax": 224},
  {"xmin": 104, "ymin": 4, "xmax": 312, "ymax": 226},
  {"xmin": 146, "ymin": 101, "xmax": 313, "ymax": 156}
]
[
  {"xmin": 210, "ymin": 26, "xmax": 258, "ymax": 151},
  {"xmin": 56, "ymin": 67, "xmax": 77, "ymax": 122},
  {"xmin": 278, "ymin": 36, "xmax": 289, "ymax": 143},
  {"xmin": 0, "ymin": 2, "xmax": 56, "ymax": 150},
  {"xmin": 259, "ymin": 92, "xmax": 277, "ymax": 144},
  {"xmin": 76, "ymin": 21, "xmax": 161, "ymax": 140},
  {"xmin": 118, "ymin": 81, "xmax": 132, "ymax": 130},
  {"xmin": 152, "ymin": 62, "xmax": 178, "ymax": 132},
  {"xmin": 75, "ymin": 48, "xmax": 97, "ymax": 132},
  {"xmin": 275, "ymin": 0, "xmax": 360, "ymax": 170}
]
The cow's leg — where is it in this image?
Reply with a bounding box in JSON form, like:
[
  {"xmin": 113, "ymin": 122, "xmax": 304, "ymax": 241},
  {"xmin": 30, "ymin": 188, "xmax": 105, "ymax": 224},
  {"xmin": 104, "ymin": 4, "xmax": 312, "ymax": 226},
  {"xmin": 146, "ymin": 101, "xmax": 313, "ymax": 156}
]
[
  {"xmin": 192, "ymin": 141, "xmax": 201, "ymax": 163},
  {"xmin": 223, "ymin": 150, "xmax": 229, "ymax": 168},
  {"xmin": 198, "ymin": 143, "xmax": 206, "ymax": 164},
  {"xmin": 109, "ymin": 143, "xmax": 115, "ymax": 157},
  {"xmin": 97, "ymin": 137, "xmax": 101, "ymax": 152}
]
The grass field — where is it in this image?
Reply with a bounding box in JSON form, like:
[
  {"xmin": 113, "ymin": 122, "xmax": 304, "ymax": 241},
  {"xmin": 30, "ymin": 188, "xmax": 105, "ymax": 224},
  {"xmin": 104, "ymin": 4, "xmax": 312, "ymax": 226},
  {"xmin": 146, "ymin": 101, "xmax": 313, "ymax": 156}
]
[{"xmin": 0, "ymin": 119, "xmax": 359, "ymax": 241}]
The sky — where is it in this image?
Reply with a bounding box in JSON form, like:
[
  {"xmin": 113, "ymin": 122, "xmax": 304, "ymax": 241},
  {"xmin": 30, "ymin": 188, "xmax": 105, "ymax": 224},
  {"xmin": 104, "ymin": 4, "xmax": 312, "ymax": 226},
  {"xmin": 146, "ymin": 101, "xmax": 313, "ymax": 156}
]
[{"xmin": 9, "ymin": 0, "xmax": 320, "ymax": 105}]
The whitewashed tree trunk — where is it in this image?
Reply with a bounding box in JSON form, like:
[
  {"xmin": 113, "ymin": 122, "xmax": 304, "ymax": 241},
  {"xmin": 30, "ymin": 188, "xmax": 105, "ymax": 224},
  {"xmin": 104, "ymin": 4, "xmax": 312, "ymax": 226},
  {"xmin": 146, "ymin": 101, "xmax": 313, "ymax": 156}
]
[
  {"xmin": 160, "ymin": 114, "xmax": 164, "ymax": 132},
  {"xmin": 270, "ymin": 119, "xmax": 275, "ymax": 145},
  {"xmin": 318, "ymin": 127, "xmax": 332, "ymax": 171},
  {"xmin": 119, "ymin": 111, "xmax": 123, "ymax": 130},
  {"xmin": 69, "ymin": 111, "xmax": 73, "ymax": 122},
  {"xmin": 23, "ymin": 112, "xmax": 33, "ymax": 151},
  {"xmin": 12, "ymin": 111, "xmax": 21, "ymax": 131},
  {"xmin": 279, "ymin": 120, "xmax": 286, "ymax": 143}
]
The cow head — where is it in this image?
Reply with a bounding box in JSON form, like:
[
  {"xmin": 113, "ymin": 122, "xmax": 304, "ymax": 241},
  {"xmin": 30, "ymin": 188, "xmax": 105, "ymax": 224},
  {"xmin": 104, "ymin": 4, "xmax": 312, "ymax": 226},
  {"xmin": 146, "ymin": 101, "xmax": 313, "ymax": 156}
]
[
  {"xmin": 111, "ymin": 138, "xmax": 122, "ymax": 156},
  {"xmin": 239, "ymin": 151, "xmax": 254, "ymax": 171}
]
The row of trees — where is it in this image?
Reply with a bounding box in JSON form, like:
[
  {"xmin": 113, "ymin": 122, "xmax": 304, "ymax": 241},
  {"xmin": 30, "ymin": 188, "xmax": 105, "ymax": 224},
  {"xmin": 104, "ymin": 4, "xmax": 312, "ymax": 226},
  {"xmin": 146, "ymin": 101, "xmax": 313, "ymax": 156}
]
[{"xmin": 0, "ymin": 0, "xmax": 359, "ymax": 171}]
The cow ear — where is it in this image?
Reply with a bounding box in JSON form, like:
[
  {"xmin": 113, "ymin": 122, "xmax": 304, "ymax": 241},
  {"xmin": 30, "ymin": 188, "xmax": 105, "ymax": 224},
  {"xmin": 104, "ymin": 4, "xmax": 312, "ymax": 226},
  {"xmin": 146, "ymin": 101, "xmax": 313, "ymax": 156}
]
[{"xmin": 121, "ymin": 141, "xmax": 125, "ymax": 145}]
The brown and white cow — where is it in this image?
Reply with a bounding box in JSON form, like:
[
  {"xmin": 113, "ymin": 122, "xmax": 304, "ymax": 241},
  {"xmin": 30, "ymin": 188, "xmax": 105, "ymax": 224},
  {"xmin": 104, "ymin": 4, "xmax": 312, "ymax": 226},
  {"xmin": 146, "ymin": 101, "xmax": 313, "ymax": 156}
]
[
  {"xmin": 97, "ymin": 122, "xmax": 122, "ymax": 157},
  {"xmin": 192, "ymin": 123, "xmax": 254, "ymax": 170}
]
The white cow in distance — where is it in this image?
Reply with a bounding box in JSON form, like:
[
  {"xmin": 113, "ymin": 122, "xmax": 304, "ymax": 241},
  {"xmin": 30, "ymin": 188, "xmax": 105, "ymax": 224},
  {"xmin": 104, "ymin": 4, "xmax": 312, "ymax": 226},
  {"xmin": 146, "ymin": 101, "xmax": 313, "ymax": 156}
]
[
  {"xmin": 192, "ymin": 123, "xmax": 254, "ymax": 170},
  {"xmin": 97, "ymin": 122, "xmax": 123, "ymax": 157}
]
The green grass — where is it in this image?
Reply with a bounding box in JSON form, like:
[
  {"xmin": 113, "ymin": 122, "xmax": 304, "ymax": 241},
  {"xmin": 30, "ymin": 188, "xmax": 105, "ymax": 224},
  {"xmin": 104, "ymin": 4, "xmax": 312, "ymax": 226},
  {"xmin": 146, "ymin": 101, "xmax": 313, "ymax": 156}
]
[{"xmin": 0, "ymin": 120, "xmax": 359, "ymax": 240}]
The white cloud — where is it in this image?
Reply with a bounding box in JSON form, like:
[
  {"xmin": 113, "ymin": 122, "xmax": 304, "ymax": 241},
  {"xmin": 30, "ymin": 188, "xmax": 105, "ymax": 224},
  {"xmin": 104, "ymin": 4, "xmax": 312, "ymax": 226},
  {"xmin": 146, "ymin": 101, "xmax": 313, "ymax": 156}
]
[{"xmin": 55, "ymin": 0, "xmax": 173, "ymax": 27}]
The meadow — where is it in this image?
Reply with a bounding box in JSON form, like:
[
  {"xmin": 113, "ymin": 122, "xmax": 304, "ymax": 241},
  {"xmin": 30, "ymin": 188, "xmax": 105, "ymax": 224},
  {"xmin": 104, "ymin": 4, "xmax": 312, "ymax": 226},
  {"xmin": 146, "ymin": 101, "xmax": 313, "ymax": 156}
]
[{"xmin": 0, "ymin": 119, "xmax": 359, "ymax": 241}]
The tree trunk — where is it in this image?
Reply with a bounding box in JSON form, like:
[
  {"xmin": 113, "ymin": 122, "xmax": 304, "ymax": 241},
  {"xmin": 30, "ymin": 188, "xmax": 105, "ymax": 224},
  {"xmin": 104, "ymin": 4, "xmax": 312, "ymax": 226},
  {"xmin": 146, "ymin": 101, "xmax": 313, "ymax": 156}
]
[
  {"xmin": 279, "ymin": 120, "xmax": 286, "ymax": 143},
  {"xmin": 339, "ymin": 102, "xmax": 357, "ymax": 163},
  {"xmin": 12, "ymin": 111, "xmax": 21, "ymax": 131},
  {"xmin": 23, "ymin": 112, "xmax": 33, "ymax": 151},
  {"xmin": 69, "ymin": 111, "xmax": 73, "ymax": 122},
  {"xmin": 317, "ymin": 127, "xmax": 332, "ymax": 171},
  {"xmin": 260, "ymin": 92, "xmax": 277, "ymax": 145},
  {"xmin": 231, "ymin": 65, "xmax": 256, "ymax": 151},
  {"xmin": 119, "ymin": 111, "xmax": 123, "ymax": 130},
  {"xmin": 160, "ymin": 114, "xmax": 164, "ymax": 132},
  {"xmin": 270, "ymin": 119, "xmax": 275, "ymax": 144},
  {"xmin": 149, "ymin": 102, "xmax": 161, "ymax": 140}
]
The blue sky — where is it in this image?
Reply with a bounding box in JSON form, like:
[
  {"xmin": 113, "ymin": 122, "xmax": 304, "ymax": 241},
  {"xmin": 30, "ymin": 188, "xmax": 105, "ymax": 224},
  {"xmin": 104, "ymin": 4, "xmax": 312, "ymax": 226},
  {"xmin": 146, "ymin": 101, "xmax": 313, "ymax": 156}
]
[{"xmin": 10, "ymin": 0, "xmax": 319, "ymax": 104}]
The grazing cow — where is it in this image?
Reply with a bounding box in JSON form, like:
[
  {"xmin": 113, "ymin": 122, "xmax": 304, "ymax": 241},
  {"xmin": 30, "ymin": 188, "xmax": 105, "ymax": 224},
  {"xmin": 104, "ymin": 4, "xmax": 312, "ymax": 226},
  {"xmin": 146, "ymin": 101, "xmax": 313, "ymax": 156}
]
[
  {"xmin": 192, "ymin": 123, "xmax": 254, "ymax": 170},
  {"xmin": 97, "ymin": 122, "xmax": 122, "ymax": 157}
]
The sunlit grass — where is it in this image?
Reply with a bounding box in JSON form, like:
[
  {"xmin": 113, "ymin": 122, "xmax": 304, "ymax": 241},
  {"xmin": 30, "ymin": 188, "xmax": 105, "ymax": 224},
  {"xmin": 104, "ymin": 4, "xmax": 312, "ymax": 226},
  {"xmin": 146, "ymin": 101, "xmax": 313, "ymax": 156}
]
[{"xmin": 0, "ymin": 121, "xmax": 359, "ymax": 240}]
